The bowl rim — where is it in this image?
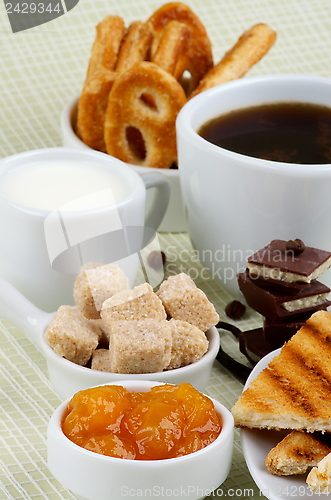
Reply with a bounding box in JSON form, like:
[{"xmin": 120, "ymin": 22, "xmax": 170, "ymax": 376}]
[
  {"xmin": 61, "ymin": 95, "xmax": 180, "ymax": 177},
  {"xmin": 41, "ymin": 325, "xmax": 220, "ymax": 379},
  {"xmin": 48, "ymin": 379, "xmax": 234, "ymax": 464},
  {"xmin": 0, "ymin": 146, "xmax": 147, "ymax": 216}
]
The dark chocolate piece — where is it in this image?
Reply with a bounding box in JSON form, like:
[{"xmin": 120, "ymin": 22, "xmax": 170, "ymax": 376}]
[
  {"xmin": 263, "ymin": 316, "xmax": 310, "ymax": 348},
  {"xmin": 263, "ymin": 307, "xmax": 329, "ymax": 348},
  {"xmin": 247, "ymin": 239, "xmax": 331, "ymax": 279},
  {"xmin": 238, "ymin": 328, "xmax": 273, "ymax": 364},
  {"xmin": 247, "ymin": 274, "xmax": 312, "ymax": 295},
  {"xmin": 238, "ymin": 270, "xmax": 331, "ymax": 322}
]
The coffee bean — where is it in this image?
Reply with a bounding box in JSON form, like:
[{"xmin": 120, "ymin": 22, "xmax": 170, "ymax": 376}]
[
  {"xmin": 225, "ymin": 300, "xmax": 246, "ymax": 320},
  {"xmin": 147, "ymin": 251, "xmax": 166, "ymax": 269},
  {"xmin": 286, "ymin": 238, "xmax": 305, "ymax": 255}
]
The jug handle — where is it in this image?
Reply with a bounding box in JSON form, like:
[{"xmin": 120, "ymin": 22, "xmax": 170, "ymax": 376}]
[
  {"xmin": 0, "ymin": 276, "xmax": 53, "ymax": 350},
  {"xmin": 141, "ymin": 172, "xmax": 170, "ymax": 231}
]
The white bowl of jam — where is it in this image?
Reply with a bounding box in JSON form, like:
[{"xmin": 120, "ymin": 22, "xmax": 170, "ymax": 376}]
[{"xmin": 47, "ymin": 380, "xmax": 234, "ymax": 500}]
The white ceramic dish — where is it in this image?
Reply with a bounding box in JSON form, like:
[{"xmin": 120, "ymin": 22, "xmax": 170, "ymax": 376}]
[
  {"xmin": 47, "ymin": 379, "xmax": 234, "ymax": 500},
  {"xmin": 61, "ymin": 96, "xmax": 187, "ymax": 233},
  {"xmin": 0, "ymin": 276, "xmax": 220, "ymax": 400},
  {"xmin": 0, "ymin": 147, "xmax": 170, "ymax": 312},
  {"xmin": 241, "ymin": 349, "xmax": 320, "ymax": 500}
]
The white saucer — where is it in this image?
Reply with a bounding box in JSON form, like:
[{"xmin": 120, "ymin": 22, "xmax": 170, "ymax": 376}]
[{"xmin": 241, "ymin": 349, "xmax": 321, "ymax": 500}]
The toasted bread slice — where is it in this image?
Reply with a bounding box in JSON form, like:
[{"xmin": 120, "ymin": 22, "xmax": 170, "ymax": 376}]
[
  {"xmin": 266, "ymin": 431, "xmax": 331, "ymax": 476},
  {"xmin": 307, "ymin": 451, "xmax": 331, "ymax": 493},
  {"xmin": 231, "ymin": 310, "xmax": 331, "ymax": 432}
]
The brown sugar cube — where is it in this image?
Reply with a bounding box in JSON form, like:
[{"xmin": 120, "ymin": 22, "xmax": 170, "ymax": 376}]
[
  {"xmin": 91, "ymin": 349, "xmax": 112, "ymax": 372},
  {"xmin": 167, "ymin": 319, "xmax": 209, "ymax": 369},
  {"xmin": 73, "ymin": 262, "xmax": 130, "ymax": 319},
  {"xmin": 156, "ymin": 273, "xmax": 219, "ymax": 331},
  {"xmin": 88, "ymin": 318, "xmax": 110, "ymax": 348},
  {"xmin": 109, "ymin": 319, "xmax": 172, "ymax": 374},
  {"xmin": 45, "ymin": 305, "xmax": 99, "ymax": 366},
  {"xmin": 101, "ymin": 282, "xmax": 166, "ymax": 326}
]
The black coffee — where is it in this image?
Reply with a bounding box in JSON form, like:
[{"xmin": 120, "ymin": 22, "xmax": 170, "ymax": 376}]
[{"xmin": 198, "ymin": 102, "xmax": 331, "ymax": 164}]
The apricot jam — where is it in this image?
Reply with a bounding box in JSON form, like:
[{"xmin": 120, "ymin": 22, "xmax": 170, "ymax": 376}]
[{"xmin": 62, "ymin": 383, "xmax": 222, "ymax": 460}]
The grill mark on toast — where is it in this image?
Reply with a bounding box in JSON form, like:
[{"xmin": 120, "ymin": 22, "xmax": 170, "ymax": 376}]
[
  {"xmin": 263, "ymin": 325, "xmax": 331, "ymax": 417},
  {"xmin": 288, "ymin": 344, "xmax": 331, "ymax": 393},
  {"xmin": 287, "ymin": 325, "xmax": 331, "ymax": 402},
  {"xmin": 232, "ymin": 311, "xmax": 331, "ymax": 430},
  {"xmin": 247, "ymin": 331, "xmax": 331, "ymax": 416},
  {"xmin": 266, "ymin": 364, "xmax": 316, "ymax": 416},
  {"xmin": 291, "ymin": 447, "xmax": 320, "ymax": 461},
  {"xmin": 265, "ymin": 430, "xmax": 331, "ymax": 476}
]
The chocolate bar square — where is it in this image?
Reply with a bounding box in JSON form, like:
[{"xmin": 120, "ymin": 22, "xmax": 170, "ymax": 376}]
[
  {"xmin": 247, "ymin": 275, "xmax": 312, "ymax": 295},
  {"xmin": 238, "ymin": 270, "xmax": 331, "ymax": 322},
  {"xmin": 263, "ymin": 315, "xmax": 311, "ymax": 348},
  {"xmin": 246, "ymin": 240, "xmax": 331, "ymax": 291},
  {"xmin": 238, "ymin": 328, "xmax": 273, "ymax": 364}
]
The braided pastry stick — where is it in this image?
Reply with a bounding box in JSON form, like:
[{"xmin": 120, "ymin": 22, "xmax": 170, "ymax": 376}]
[
  {"xmin": 76, "ymin": 15, "xmax": 125, "ymax": 151},
  {"xmin": 191, "ymin": 23, "xmax": 277, "ymax": 97}
]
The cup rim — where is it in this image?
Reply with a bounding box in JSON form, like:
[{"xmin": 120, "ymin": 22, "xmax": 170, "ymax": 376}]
[
  {"xmin": 48, "ymin": 379, "xmax": 234, "ymax": 465},
  {"xmin": 177, "ymin": 73, "xmax": 331, "ymax": 175},
  {"xmin": 62, "ymin": 95, "xmax": 180, "ymax": 177},
  {"xmin": 0, "ymin": 147, "xmax": 146, "ymax": 215}
]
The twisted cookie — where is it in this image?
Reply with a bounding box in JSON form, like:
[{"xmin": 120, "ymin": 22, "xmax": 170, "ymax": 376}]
[
  {"xmin": 104, "ymin": 61, "xmax": 186, "ymax": 169},
  {"xmin": 151, "ymin": 20, "xmax": 191, "ymax": 83},
  {"xmin": 76, "ymin": 15, "xmax": 125, "ymax": 151},
  {"xmin": 86, "ymin": 15, "xmax": 125, "ymax": 78},
  {"xmin": 76, "ymin": 68, "xmax": 118, "ymax": 152},
  {"xmin": 116, "ymin": 20, "xmax": 154, "ymax": 73},
  {"xmin": 148, "ymin": 2, "xmax": 213, "ymax": 95}
]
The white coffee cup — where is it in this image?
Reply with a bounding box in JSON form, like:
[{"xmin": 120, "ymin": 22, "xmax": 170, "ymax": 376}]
[
  {"xmin": 176, "ymin": 74, "xmax": 331, "ymax": 296},
  {"xmin": 0, "ymin": 148, "xmax": 170, "ymax": 311}
]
